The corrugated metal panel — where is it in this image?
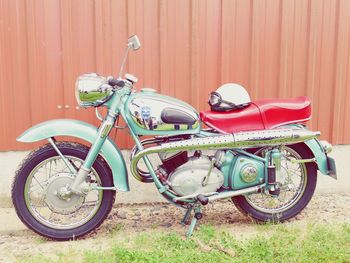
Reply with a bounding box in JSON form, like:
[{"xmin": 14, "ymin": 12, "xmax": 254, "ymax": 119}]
[{"xmin": 0, "ymin": 0, "xmax": 349, "ymax": 150}]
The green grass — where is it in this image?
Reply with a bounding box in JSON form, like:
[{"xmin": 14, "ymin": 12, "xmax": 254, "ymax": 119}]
[{"xmin": 17, "ymin": 223, "xmax": 350, "ymax": 263}]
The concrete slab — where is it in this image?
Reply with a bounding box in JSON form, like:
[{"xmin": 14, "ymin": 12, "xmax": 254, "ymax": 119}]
[
  {"xmin": 1, "ymin": 145, "xmax": 349, "ymax": 207},
  {"xmin": 0, "ymin": 208, "xmax": 27, "ymax": 235}
]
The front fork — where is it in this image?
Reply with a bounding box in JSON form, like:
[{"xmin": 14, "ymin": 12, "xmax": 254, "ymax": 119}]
[{"xmin": 50, "ymin": 110, "xmax": 117, "ymax": 195}]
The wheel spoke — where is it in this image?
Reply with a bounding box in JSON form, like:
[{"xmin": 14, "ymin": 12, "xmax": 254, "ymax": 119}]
[
  {"xmin": 28, "ymin": 184, "xmax": 44, "ymax": 194},
  {"xmin": 245, "ymin": 146, "xmax": 307, "ymax": 213},
  {"xmin": 24, "ymin": 155, "xmax": 103, "ymax": 230},
  {"xmin": 33, "ymin": 176, "xmax": 45, "ymax": 190},
  {"xmin": 48, "ymin": 161, "xmax": 52, "ymax": 179}
]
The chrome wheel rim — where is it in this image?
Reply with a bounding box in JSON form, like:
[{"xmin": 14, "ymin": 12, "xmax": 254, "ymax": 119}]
[
  {"xmin": 24, "ymin": 156, "xmax": 103, "ymax": 230},
  {"xmin": 245, "ymin": 146, "xmax": 308, "ymax": 214}
]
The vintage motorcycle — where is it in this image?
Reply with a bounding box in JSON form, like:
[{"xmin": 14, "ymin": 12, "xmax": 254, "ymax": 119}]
[{"xmin": 12, "ymin": 35, "xmax": 336, "ymax": 240}]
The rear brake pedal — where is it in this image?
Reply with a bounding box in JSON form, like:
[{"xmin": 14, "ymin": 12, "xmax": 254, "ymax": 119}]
[{"xmin": 196, "ymin": 194, "xmax": 209, "ymax": 205}]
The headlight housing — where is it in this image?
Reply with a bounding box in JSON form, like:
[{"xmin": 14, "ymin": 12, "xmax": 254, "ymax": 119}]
[{"xmin": 75, "ymin": 73, "xmax": 113, "ymax": 107}]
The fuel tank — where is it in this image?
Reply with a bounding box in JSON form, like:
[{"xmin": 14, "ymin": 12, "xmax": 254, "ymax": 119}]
[{"xmin": 124, "ymin": 88, "xmax": 200, "ymax": 136}]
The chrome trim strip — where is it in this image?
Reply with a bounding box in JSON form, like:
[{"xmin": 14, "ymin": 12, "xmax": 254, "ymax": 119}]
[
  {"xmin": 202, "ymin": 116, "xmax": 312, "ymax": 134},
  {"xmin": 130, "ymin": 128, "xmax": 320, "ymax": 181},
  {"xmin": 207, "ymin": 185, "xmax": 263, "ymax": 202},
  {"xmin": 202, "ymin": 121, "xmax": 228, "ymax": 134},
  {"xmin": 270, "ymin": 116, "xmax": 312, "ymax": 129},
  {"xmin": 173, "ymin": 185, "xmax": 263, "ymax": 202}
]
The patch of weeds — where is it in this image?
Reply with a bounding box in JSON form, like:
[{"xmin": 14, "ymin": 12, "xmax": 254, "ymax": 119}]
[
  {"xmin": 231, "ymin": 223, "xmax": 350, "ymax": 263},
  {"xmin": 219, "ymin": 231, "xmax": 240, "ymax": 250},
  {"xmin": 34, "ymin": 237, "xmax": 47, "ymax": 244},
  {"xmin": 18, "ymin": 223, "xmax": 350, "ymax": 263},
  {"xmin": 196, "ymin": 224, "xmax": 216, "ymax": 243},
  {"xmin": 254, "ymin": 219, "xmax": 280, "ymax": 230},
  {"xmin": 17, "ymin": 253, "xmax": 58, "ymax": 263},
  {"xmin": 342, "ymin": 223, "xmax": 350, "ymax": 238},
  {"xmin": 133, "ymin": 231, "xmax": 153, "ymax": 249},
  {"xmin": 296, "ymin": 224, "xmax": 350, "ymax": 262},
  {"xmin": 109, "ymin": 223, "xmax": 125, "ymax": 236},
  {"xmin": 85, "ymin": 251, "xmax": 113, "ymax": 263},
  {"xmin": 109, "ymin": 247, "xmax": 230, "ymax": 263},
  {"xmin": 150, "ymin": 222, "xmax": 158, "ymax": 229},
  {"xmin": 157, "ymin": 232, "xmax": 197, "ymax": 251}
]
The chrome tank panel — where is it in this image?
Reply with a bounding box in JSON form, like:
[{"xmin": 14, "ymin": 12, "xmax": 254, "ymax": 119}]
[{"xmin": 126, "ymin": 91, "xmax": 200, "ymax": 135}]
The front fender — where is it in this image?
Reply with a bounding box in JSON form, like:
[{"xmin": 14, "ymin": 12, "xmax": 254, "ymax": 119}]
[{"xmin": 17, "ymin": 119, "xmax": 129, "ymax": 192}]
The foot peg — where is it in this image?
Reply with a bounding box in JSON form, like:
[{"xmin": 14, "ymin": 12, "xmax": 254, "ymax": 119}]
[{"xmin": 194, "ymin": 212, "xmax": 203, "ymax": 220}]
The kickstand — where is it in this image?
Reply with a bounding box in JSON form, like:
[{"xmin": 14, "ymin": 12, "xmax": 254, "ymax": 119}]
[
  {"xmin": 186, "ymin": 204, "xmax": 202, "ymax": 238},
  {"xmin": 181, "ymin": 205, "xmax": 193, "ymax": 225}
]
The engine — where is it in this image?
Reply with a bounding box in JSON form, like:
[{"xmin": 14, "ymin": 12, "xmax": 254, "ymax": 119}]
[{"xmin": 159, "ymin": 152, "xmax": 224, "ymax": 196}]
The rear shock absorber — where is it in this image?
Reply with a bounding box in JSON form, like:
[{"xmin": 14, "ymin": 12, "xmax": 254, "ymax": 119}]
[{"xmin": 268, "ymin": 149, "xmax": 281, "ymax": 196}]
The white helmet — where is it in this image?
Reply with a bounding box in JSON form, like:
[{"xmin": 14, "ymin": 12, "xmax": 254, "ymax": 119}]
[{"xmin": 208, "ymin": 83, "xmax": 251, "ymax": 111}]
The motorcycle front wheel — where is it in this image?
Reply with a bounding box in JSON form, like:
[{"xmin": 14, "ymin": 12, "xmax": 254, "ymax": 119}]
[
  {"xmin": 12, "ymin": 142, "xmax": 115, "ymax": 240},
  {"xmin": 232, "ymin": 143, "xmax": 317, "ymax": 222}
]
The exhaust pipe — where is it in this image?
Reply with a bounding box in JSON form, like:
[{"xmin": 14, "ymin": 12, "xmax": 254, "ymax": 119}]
[{"xmin": 130, "ymin": 128, "xmax": 320, "ymax": 179}]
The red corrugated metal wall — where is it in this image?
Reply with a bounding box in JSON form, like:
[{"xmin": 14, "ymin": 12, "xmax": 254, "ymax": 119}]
[{"xmin": 0, "ymin": 0, "xmax": 349, "ymax": 150}]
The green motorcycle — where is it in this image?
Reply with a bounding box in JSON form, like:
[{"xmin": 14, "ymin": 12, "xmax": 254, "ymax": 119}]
[{"xmin": 12, "ymin": 35, "xmax": 336, "ymax": 240}]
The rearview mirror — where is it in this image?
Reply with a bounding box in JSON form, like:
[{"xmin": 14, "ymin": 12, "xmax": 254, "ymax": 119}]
[{"xmin": 128, "ymin": 35, "xmax": 141, "ymax": 50}]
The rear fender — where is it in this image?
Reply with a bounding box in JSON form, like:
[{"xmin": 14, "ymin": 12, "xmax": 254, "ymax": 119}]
[
  {"xmin": 304, "ymin": 139, "xmax": 336, "ymax": 178},
  {"xmin": 17, "ymin": 119, "xmax": 129, "ymax": 191},
  {"xmin": 280, "ymin": 124, "xmax": 336, "ymax": 178}
]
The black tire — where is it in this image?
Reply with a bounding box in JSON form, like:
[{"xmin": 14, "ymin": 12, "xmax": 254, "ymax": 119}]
[
  {"xmin": 232, "ymin": 143, "xmax": 317, "ymax": 222},
  {"xmin": 12, "ymin": 142, "xmax": 115, "ymax": 240}
]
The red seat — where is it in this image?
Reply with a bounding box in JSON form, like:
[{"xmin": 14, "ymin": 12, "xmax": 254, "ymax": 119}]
[{"xmin": 200, "ymin": 96, "xmax": 311, "ymax": 133}]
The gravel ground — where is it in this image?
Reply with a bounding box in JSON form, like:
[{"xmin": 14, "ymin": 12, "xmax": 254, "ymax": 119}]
[{"xmin": 0, "ymin": 192, "xmax": 349, "ymax": 262}]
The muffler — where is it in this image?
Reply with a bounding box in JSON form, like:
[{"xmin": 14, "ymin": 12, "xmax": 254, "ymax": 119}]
[{"xmin": 130, "ymin": 128, "xmax": 320, "ymax": 179}]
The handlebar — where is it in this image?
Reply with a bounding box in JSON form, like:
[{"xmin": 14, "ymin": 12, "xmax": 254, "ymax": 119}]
[{"xmin": 108, "ymin": 78, "xmax": 125, "ymax": 88}]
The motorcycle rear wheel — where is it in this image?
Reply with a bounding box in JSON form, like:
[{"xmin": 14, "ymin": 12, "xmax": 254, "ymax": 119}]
[
  {"xmin": 232, "ymin": 143, "xmax": 317, "ymax": 222},
  {"xmin": 12, "ymin": 142, "xmax": 115, "ymax": 240}
]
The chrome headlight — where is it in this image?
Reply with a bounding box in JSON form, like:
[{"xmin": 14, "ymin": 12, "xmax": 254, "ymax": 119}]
[{"xmin": 75, "ymin": 73, "xmax": 114, "ymax": 107}]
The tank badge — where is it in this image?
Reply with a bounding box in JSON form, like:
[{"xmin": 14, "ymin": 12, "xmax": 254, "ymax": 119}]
[
  {"xmin": 140, "ymin": 106, "xmax": 157, "ymax": 130},
  {"xmin": 140, "ymin": 106, "xmax": 151, "ymax": 120}
]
